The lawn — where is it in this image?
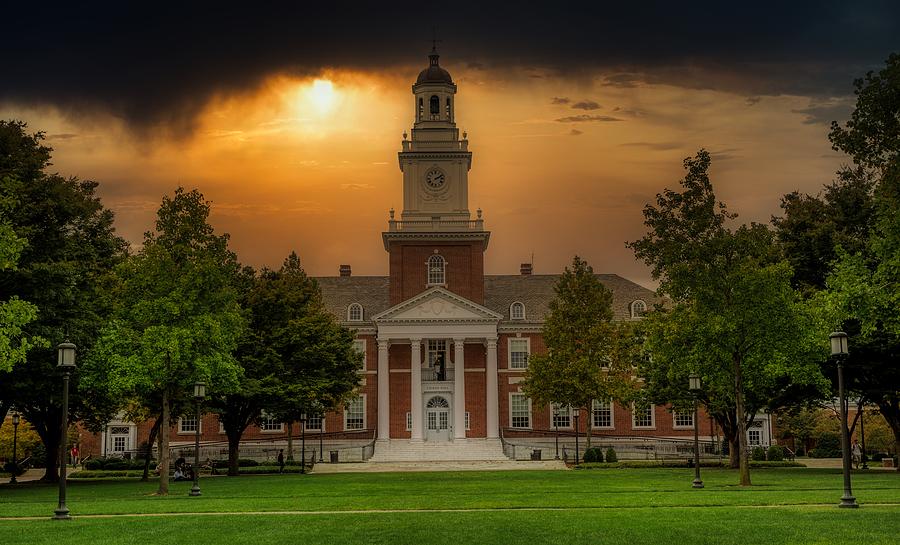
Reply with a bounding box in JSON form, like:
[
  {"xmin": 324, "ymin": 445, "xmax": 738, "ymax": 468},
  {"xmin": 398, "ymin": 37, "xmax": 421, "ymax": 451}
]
[{"xmin": 1, "ymin": 468, "xmax": 898, "ymax": 544}]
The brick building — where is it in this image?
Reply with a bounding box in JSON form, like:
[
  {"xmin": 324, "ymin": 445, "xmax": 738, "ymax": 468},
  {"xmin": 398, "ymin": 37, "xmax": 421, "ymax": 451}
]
[{"xmin": 82, "ymin": 49, "xmax": 722, "ymax": 463}]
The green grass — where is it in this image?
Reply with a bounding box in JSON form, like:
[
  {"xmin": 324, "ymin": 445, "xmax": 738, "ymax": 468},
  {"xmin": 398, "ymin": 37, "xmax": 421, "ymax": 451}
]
[{"xmin": 1, "ymin": 468, "xmax": 898, "ymax": 544}]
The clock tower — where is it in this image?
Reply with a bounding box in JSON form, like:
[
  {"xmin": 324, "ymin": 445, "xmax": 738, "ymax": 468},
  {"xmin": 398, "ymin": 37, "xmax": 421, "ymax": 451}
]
[{"xmin": 383, "ymin": 48, "xmax": 490, "ymax": 304}]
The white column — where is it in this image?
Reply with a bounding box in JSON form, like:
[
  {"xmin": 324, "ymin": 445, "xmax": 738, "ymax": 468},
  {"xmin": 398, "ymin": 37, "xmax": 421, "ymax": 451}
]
[
  {"xmin": 410, "ymin": 338, "xmax": 424, "ymax": 441},
  {"xmin": 485, "ymin": 338, "xmax": 499, "ymax": 439},
  {"xmin": 377, "ymin": 339, "xmax": 390, "ymax": 440},
  {"xmin": 453, "ymin": 337, "xmax": 466, "ymax": 440}
]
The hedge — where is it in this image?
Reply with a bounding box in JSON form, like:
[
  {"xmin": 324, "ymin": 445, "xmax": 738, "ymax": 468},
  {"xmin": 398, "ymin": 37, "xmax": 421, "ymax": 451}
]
[{"xmin": 576, "ymin": 460, "xmax": 805, "ymax": 469}]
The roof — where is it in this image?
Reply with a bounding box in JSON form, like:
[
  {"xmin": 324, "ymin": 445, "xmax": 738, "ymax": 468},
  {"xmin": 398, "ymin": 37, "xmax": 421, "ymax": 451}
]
[
  {"xmin": 314, "ymin": 274, "xmax": 658, "ymax": 324},
  {"xmin": 416, "ymin": 51, "xmax": 453, "ymax": 85}
]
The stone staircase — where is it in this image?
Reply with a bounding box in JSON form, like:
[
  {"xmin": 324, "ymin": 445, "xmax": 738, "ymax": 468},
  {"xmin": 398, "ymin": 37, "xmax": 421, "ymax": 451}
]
[{"xmin": 367, "ymin": 439, "xmax": 509, "ymax": 462}]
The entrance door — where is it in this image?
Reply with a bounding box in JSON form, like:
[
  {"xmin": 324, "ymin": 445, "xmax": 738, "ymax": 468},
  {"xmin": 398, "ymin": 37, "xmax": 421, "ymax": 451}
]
[{"xmin": 425, "ymin": 396, "xmax": 451, "ymax": 441}]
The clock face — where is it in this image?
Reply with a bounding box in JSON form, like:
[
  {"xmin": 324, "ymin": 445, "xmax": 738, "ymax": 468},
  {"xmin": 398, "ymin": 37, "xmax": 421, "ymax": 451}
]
[{"xmin": 425, "ymin": 168, "xmax": 446, "ymax": 191}]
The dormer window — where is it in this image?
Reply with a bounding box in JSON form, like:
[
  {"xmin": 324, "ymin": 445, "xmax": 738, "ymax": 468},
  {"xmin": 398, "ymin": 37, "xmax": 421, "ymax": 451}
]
[
  {"xmin": 348, "ymin": 303, "xmax": 363, "ymax": 322},
  {"xmin": 631, "ymin": 299, "xmax": 647, "ymax": 318},
  {"xmin": 427, "ymin": 254, "xmax": 446, "ymax": 285},
  {"xmin": 510, "ymin": 301, "xmax": 525, "ymax": 320}
]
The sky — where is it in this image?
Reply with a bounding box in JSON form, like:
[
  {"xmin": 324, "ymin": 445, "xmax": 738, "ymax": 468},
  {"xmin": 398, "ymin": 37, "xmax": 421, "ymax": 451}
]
[{"xmin": 2, "ymin": 3, "xmax": 898, "ymax": 287}]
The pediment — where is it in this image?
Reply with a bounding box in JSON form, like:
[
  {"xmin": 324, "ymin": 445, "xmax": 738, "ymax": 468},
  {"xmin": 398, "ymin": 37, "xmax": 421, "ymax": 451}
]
[{"xmin": 373, "ymin": 287, "xmax": 502, "ymax": 323}]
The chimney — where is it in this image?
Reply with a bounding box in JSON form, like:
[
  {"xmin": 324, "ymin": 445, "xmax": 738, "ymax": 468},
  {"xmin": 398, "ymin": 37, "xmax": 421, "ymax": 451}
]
[
  {"xmin": 339, "ymin": 264, "xmax": 352, "ymax": 277},
  {"xmin": 520, "ymin": 263, "xmax": 532, "ymax": 276}
]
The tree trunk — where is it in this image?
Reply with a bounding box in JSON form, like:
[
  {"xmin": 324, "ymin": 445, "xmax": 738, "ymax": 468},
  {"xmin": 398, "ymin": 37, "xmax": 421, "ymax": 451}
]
[
  {"xmin": 28, "ymin": 407, "xmax": 62, "ymax": 482},
  {"xmin": 875, "ymin": 397, "xmax": 900, "ymax": 472},
  {"xmin": 711, "ymin": 409, "xmax": 739, "ymax": 468},
  {"xmin": 728, "ymin": 438, "xmax": 739, "ymax": 468},
  {"xmin": 287, "ymin": 422, "xmax": 294, "ymax": 461},
  {"xmin": 733, "ymin": 354, "xmax": 751, "ymax": 486},
  {"xmin": 142, "ymin": 415, "xmax": 163, "ymax": 482},
  {"xmin": 157, "ymin": 388, "xmax": 170, "ymax": 495},
  {"xmin": 227, "ymin": 433, "xmax": 241, "ymax": 476}
]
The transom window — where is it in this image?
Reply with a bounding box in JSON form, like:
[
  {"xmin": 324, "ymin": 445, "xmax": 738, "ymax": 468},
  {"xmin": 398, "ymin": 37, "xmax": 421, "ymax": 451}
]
[
  {"xmin": 353, "ymin": 339, "xmax": 367, "ymax": 370},
  {"xmin": 510, "ymin": 301, "xmax": 525, "ymax": 320},
  {"xmin": 551, "ymin": 403, "xmax": 571, "ymax": 428},
  {"xmin": 631, "ymin": 299, "xmax": 648, "ymax": 318},
  {"xmin": 632, "ymin": 404, "xmax": 655, "ymax": 429},
  {"xmin": 345, "ymin": 396, "xmax": 365, "ymax": 430},
  {"xmin": 179, "ymin": 416, "xmax": 198, "ymax": 434},
  {"xmin": 509, "ymin": 338, "xmax": 530, "ymax": 369},
  {"xmin": 674, "ymin": 411, "xmax": 694, "ymax": 428},
  {"xmin": 510, "ymin": 394, "xmax": 531, "ymax": 429},
  {"xmin": 427, "ymin": 254, "xmax": 446, "ymax": 285},
  {"xmin": 593, "ymin": 399, "xmax": 613, "ymax": 428},
  {"xmin": 426, "ymin": 396, "xmax": 450, "ymax": 409},
  {"xmin": 348, "ymin": 303, "xmax": 363, "ymax": 321}
]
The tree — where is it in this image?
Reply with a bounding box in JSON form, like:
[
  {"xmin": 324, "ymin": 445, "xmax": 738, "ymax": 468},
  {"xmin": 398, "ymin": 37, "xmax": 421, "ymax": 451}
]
[
  {"xmin": 0, "ymin": 120, "xmax": 127, "ymax": 481},
  {"xmin": 83, "ymin": 188, "xmax": 244, "ymax": 494},
  {"xmin": 629, "ymin": 150, "xmax": 826, "ymax": 485},
  {"xmin": 210, "ymin": 253, "xmax": 361, "ymax": 475},
  {"xmin": 522, "ymin": 256, "xmax": 638, "ymax": 448}
]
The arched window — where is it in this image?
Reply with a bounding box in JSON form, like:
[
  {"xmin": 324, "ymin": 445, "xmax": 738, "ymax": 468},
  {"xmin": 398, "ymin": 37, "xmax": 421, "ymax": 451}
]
[
  {"xmin": 631, "ymin": 299, "xmax": 647, "ymax": 318},
  {"xmin": 427, "ymin": 254, "xmax": 446, "ymax": 285},
  {"xmin": 348, "ymin": 303, "xmax": 363, "ymax": 321},
  {"xmin": 426, "ymin": 396, "xmax": 450, "ymax": 408},
  {"xmin": 430, "ymin": 95, "xmax": 440, "ymax": 115},
  {"xmin": 510, "ymin": 301, "xmax": 525, "ymax": 320}
]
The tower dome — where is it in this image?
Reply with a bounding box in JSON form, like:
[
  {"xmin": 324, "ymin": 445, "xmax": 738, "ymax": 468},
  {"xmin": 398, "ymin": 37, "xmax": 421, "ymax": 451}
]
[{"xmin": 416, "ymin": 49, "xmax": 453, "ymax": 84}]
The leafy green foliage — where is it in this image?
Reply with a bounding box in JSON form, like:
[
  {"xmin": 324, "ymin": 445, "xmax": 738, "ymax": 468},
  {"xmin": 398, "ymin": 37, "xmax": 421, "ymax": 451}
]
[
  {"xmin": 766, "ymin": 445, "xmax": 785, "ymax": 462},
  {"xmin": 522, "ymin": 256, "xmax": 638, "ymax": 442}
]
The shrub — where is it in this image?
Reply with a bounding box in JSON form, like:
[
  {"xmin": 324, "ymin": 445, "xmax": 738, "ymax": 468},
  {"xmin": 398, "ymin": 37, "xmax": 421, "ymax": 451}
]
[
  {"xmin": 795, "ymin": 445, "xmax": 805, "ymax": 457},
  {"xmin": 751, "ymin": 446, "xmax": 766, "ymax": 461},
  {"xmin": 767, "ymin": 445, "xmax": 785, "ymax": 462},
  {"xmin": 238, "ymin": 458, "xmax": 259, "ymax": 467},
  {"xmin": 605, "ymin": 448, "xmax": 618, "ymax": 463},
  {"xmin": 83, "ymin": 458, "xmax": 104, "ymax": 470},
  {"xmin": 582, "ymin": 447, "xmax": 603, "ymax": 463},
  {"xmin": 813, "ymin": 432, "xmax": 841, "ymax": 457}
]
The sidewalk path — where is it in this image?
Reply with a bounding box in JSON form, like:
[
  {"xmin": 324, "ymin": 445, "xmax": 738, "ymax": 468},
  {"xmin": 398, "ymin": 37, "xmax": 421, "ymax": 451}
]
[{"xmin": 312, "ymin": 460, "xmax": 568, "ymax": 473}]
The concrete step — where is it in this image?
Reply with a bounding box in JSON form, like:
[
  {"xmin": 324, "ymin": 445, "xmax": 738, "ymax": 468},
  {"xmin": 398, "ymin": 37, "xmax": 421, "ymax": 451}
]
[{"xmin": 368, "ymin": 439, "xmax": 510, "ymax": 462}]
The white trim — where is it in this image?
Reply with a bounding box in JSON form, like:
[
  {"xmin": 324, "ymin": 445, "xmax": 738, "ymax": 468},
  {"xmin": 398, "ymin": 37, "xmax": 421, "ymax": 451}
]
[
  {"xmin": 344, "ymin": 394, "xmax": 367, "ymax": 431},
  {"xmin": 426, "ymin": 254, "xmax": 446, "ymax": 286},
  {"xmin": 673, "ymin": 410, "xmax": 695, "ymax": 430},
  {"xmin": 509, "ymin": 301, "xmax": 526, "ymax": 320},
  {"xmin": 592, "ymin": 399, "xmax": 615, "ymax": 430},
  {"xmin": 551, "ymin": 403, "xmax": 573, "ymax": 429},
  {"xmin": 508, "ymin": 337, "xmax": 530, "ymax": 369},
  {"xmin": 630, "ymin": 299, "xmax": 647, "ymax": 319},
  {"xmin": 631, "ymin": 403, "xmax": 656, "ymax": 430},
  {"xmin": 177, "ymin": 416, "xmax": 202, "ymax": 435},
  {"xmin": 259, "ymin": 412, "xmax": 284, "ymax": 433},
  {"xmin": 353, "ymin": 338, "xmax": 367, "ymax": 371},
  {"xmin": 305, "ymin": 413, "xmax": 324, "ymax": 432},
  {"xmin": 509, "ymin": 392, "xmax": 532, "ymax": 429}
]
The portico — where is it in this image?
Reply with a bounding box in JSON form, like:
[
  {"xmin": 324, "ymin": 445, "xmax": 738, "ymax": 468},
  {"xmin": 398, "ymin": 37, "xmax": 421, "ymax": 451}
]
[{"xmin": 373, "ymin": 287, "xmax": 501, "ymax": 443}]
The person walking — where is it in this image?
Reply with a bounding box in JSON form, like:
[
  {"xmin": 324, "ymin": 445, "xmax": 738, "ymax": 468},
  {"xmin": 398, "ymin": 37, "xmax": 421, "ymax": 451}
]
[
  {"xmin": 851, "ymin": 439, "xmax": 862, "ymax": 470},
  {"xmin": 277, "ymin": 449, "xmax": 285, "ymax": 474}
]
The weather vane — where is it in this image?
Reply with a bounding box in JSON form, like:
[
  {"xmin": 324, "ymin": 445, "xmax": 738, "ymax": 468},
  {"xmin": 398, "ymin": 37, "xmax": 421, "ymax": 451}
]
[{"xmin": 431, "ymin": 26, "xmax": 442, "ymax": 52}]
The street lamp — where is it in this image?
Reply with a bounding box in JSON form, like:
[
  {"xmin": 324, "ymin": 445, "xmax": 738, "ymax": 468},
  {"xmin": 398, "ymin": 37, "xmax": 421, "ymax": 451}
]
[
  {"xmin": 54, "ymin": 341, "xmax": 76, "ymax": 520},
  {"xmin": 573, "ymin": 407, "xmax": 580, "ymax": 467},
  {"xmin": 190, "ymin": 382, "xmax": 206, "ymax": 497},
  {"xmin": 830, "ymin": 331, "xmax": 858, "ymax": 508},
  {"xmin": 300, "ymin": 412, "xmax": 307, "ymax": 474},
  {"xmin": 10, "ymin": 412, "xmax": 20, "ymax": 484},
  {"xmin": 688, "ymin": 374, "xmax": 704, "ymax": 489},
  {"xmin": 553, "ymin": 406, "xmax": 560, "ymax": 460}
]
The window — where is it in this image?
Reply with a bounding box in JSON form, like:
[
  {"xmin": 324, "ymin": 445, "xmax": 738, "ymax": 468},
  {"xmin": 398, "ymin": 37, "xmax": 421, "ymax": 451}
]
[
  {"xmin": 179, "ymin": 416, "xmax": 198, "ymax": 434},
  {"xmin": 551, "ymin": 403, "xmax": 571, "ymax": 428},
  {"xmin": 353, "ymin": 339, "xmax": 367, "ymax": 370},
  {"xmin": 427, "ymin": 339, "xmax": 448, "ymax": 379},
  {"xmin": 465, "ymin": 411, "xmax": 470, "ymax": 431},
  {"xmin": 593, "ymin": 399, "xmax": 613, "ymax": 428},
  {"xmin": 260, "ymin": 413, "xmax": 283, "ymax": 432},
  {"xmin": 218, "ymin": 420, "xmax": 226, "ymax": 434},
  {"xmin": 430, "ymin": 95, "xmax": 440, "ymax": 115},
  {"xmin": 306, "ymin": 414, "xmax": 323, "ymax": 432},
  {"xmin": 510, "ymin": 394, "xmax": 531, "ymax": 429},
  {"xmin": 748, "ymin": 429, "xmax": 761, "ymax": 446},
  {"xmin": 674, "ymin": 411, "xmax": 694, "ymax": 429},
  {"xmin": 445, "ymin": 97, "xmax": 451, "ymax": 118},
  {"xmin": 418, "ymin": 97, "xmax": 423, "ymax": 120},
  {"xmin": 509, "ymin": 338, "xmax": 530, "ymax": 369},
  {"xmin": 631, "ymin": 299, "xmax": 648, "ymax": 318},
  {"xmin": 406, "ymin": 412, "xmax": 412, "ymax": 431},
  {"xmin": 427, "ymin": 254, "xmax": 446, "ymax": 285},
  {"xmin": 348, "ymin": 303, "xmax": 363, "ymax": 321},
  {"xmin": 345, "ymin": 396, "xmax": 365, "ymax": 430},
  {"xmin": 510, "ymin": 301, "xmax": 525, "ymax": 320},
  {"xmin": 632, "ymin": 403, "xmax": 655, "ymax": 429},
  {"xmin": 113, "ymin": 436, "xmax": 127, "ymax": 452}
]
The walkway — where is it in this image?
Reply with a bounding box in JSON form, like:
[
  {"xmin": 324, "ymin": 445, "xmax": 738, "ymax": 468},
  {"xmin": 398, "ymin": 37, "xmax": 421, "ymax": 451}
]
[{"xmin": 312, "ymin": 459, "xmax": 568, "ymax": 473}]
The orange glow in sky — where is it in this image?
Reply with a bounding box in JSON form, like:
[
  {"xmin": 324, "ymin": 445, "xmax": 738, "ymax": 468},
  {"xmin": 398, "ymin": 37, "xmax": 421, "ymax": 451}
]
[{"xmin": 0, "ymin": 64, "xmax": 848, "ymax": 286}]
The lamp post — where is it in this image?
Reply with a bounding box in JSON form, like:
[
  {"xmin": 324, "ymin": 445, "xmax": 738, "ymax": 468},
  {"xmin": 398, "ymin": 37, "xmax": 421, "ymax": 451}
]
[
  {"xmin": 689, "ymin": 374, "xmax": 704, "ymax": 489},
  {"xmin": 10, "ymin": 412, "xmax": 20, "ymax": 484},
  {"xmin": 190, "ymin": 382, "xmax": 205, "ymax": 497},
  {"xmin": 300, "ymin": 412, "xmax": 307, "ymax": 474},
  {"xmin": 54, "ymin": 341, "xmax": 76, "ymax": 520},
  {"xmin": 573, "ymin": 407, "xmax": 580, "ymax": 466},
  {"xmin": 830, "ymin": 331, "xmax": 858, "ymax": 508},
  {"xmin": 553, "ymin": 406, "xmax": 560, "ymax": 460}
]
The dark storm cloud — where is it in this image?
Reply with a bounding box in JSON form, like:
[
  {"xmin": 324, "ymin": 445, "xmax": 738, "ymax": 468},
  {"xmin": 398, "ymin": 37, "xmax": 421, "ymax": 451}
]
[
  {"xmin": 1, "ymin": 2, "xmax": 897, "ymax": 134},
  {"xmin": 556, "ymin": 115, "xmax": 623, "ymax": 123},
  {"xmin": 571, "ymin": 100, "xmax": 601, "ymax": 110},
  {"xmin": 551, "ymin": 97, "xmax": 571, "ymax": 104}
]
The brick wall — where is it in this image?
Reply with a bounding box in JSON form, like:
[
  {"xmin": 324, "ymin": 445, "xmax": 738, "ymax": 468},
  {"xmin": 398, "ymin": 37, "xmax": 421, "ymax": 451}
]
[{"xmin": 388, "ymin": 241, "xmax": 485, "ymax": 304}]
